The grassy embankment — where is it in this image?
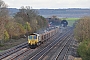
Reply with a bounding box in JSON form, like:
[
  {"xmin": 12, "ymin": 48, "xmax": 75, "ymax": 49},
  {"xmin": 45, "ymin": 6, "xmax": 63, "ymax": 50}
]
[{"xmin": 0, "ymin": 38, "xmax": 27, "ymax": 51}]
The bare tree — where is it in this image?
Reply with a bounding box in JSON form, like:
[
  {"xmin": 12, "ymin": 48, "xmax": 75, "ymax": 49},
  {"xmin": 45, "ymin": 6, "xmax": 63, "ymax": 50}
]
[{"xmin": 0, "ymin": 0, "xmax": 8, "ymax": 17}]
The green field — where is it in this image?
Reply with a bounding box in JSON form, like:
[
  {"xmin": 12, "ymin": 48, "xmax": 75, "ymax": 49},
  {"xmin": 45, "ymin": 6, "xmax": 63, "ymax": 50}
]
[
  {"xmin": 66, "ymin": 18, "xmax": 80, "ymax": 20},
  {"xmin": 67, "ymin": 20, "xmax": 76, "ymax": 26},
  {"xmin": 61, "ymin": 18, "xmax": 79, "ymax": 20}
]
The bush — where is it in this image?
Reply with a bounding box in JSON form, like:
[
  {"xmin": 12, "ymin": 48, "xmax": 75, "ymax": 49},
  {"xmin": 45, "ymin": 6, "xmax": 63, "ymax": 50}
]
[
  {"xmin": 4, "ymin": 30, "xmax": 9, "ymax": 41},
  {"xmin": 78, "ymin": 40, "xmax": 90, "ymax": 60},
  {"xmin": 24, "ymin": 22, "xmax": 31, "ymax": 32}
]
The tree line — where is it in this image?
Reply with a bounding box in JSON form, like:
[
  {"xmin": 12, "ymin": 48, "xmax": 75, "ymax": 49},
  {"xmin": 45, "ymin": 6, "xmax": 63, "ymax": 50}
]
[
  {"xmin": 0, "ymin": 0, "xmax": 48, "ymax": 45},
  {"xmin": 74, "ymin": 16, "xmax": 90, "ymax": 60}
]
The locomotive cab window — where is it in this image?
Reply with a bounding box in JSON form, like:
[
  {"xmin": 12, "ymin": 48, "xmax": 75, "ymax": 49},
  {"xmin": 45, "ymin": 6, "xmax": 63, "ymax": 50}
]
[
  {"xmin": 29, "ymin": 36, "xmax": 32, "ymax": 39},
  {"xmin": 34, "ymin": 35, "xmax": 37, "ymax": 39}
]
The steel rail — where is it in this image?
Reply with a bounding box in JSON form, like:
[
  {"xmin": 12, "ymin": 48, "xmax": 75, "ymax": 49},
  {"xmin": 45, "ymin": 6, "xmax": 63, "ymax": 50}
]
[
  {"xmin": 54, "ymin": 35, "xmax": 73, "ymax": 60},
  {"xmin": 0, "ymin": 42, "xmax": 28, "ymax": 59}
]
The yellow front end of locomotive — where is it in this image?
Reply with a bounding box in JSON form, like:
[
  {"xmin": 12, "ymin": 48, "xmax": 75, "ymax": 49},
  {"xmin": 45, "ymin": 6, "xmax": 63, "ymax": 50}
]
[
  {"xmin": 28, "ymin": 35, "xmax": 38, "ymax": 45},
  {"xmin": 28, "ymin": 39, "xmax": 38, "ymax": 45}
]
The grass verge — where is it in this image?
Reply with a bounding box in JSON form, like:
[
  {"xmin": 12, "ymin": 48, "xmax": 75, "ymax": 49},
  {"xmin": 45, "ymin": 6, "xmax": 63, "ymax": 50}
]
[{"xmin": 0, "ymin": 38, "xmax": 27, "ymax": 50}]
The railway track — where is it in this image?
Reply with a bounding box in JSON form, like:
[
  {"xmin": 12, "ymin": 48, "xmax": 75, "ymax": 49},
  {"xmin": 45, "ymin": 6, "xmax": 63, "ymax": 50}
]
[
  {"xmin": 54, "ymin": 35, "xmax": 73, "ymax": 60},
  {"xmin": 0, "ymin": 42, "xmax": 28, "ymax": 60},
  {"xmin": 41, "ymin": 34, "xmax": 73, "ymax": 60},
  {"xmin": 38, "ymin": 34, "xmax": 73, "ymax": 60},
  {"xmin": 24, "ymin": 28, "xmax": 73, "ymax": 60},
  {"xmin": 44, "ymin": 29, "xmax": 74, "ymax": 60},
  {"xmin": 62, "ymin": 37, "xmax": 74, "ymax": 60}
]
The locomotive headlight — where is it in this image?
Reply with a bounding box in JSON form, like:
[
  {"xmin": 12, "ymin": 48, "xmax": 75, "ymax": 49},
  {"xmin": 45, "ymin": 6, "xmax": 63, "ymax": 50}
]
[{"xmin": 28, "ymin": 40, "xmax": 30, "ymax": 43}]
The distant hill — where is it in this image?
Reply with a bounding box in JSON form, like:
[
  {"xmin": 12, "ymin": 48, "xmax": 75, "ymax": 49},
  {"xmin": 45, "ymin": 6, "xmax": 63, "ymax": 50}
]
[
  {"xmin": 8, "ymin": 8, "xmax": 90, "ymax": 18},
  {"xmin": 8, "ymin": 8, "xmax": 19, "ymax": 16}
]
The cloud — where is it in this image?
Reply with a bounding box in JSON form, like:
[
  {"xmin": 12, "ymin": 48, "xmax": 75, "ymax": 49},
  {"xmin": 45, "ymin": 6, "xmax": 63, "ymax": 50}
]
[{"xmin": 3, "ymin": 0, "xmax": 90, "ymax": 8}]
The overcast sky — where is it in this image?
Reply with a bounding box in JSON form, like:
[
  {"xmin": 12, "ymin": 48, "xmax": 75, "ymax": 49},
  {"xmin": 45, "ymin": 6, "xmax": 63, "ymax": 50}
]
[{"xmin": 3, "ymin": 0, "xmax": 90, "ymax": 9}]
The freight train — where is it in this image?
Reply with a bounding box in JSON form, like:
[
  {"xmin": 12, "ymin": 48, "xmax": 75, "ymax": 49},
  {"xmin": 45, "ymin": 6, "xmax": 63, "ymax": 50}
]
[{"xmin": 28, "ymin": 27, "xmax": 59, "ymax": 48}]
